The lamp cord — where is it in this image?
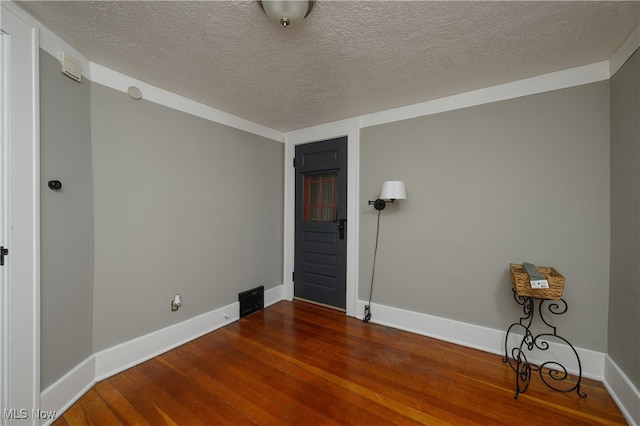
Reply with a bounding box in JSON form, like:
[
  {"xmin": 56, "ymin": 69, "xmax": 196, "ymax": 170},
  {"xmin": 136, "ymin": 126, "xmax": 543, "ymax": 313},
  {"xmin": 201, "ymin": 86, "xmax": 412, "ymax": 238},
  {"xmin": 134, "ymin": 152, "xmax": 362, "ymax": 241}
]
[{"xmin": 363, "ymin": 209, "xmax": 381, "ymax": 323}]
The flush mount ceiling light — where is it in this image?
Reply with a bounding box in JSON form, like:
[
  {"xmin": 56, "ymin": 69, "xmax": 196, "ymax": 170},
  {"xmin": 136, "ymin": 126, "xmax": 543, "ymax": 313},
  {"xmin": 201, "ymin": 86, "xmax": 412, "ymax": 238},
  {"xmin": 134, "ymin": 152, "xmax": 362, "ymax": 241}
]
[{"xmin": 259, "ymin": 0, "xmax": 315, "ymax": 28}]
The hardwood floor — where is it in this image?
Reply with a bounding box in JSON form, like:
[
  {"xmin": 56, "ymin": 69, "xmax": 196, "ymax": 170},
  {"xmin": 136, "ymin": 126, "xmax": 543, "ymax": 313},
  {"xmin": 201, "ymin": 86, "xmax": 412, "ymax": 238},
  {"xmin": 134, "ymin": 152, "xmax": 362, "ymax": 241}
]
[{"xmin": 53, "ymin": 301, "xmax": 626, "ymax": 425}]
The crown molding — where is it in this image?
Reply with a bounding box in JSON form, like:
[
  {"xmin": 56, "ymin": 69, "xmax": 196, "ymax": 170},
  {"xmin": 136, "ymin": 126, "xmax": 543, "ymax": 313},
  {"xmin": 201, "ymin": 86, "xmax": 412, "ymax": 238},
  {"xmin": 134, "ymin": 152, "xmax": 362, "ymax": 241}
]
[
  {"xmin": 610, "ymin": 24, "xmax": 640, "ymax": 77},
  {"xmin": 359, "ymin": 61, "xmax": 610, "ymax": 129}
]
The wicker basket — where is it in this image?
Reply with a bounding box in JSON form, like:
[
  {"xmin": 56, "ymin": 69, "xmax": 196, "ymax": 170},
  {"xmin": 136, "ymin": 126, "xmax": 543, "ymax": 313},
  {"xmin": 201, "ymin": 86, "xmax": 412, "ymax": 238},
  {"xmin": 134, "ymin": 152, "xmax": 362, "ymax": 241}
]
[{"xmin": 509, "ymin": 263, "xmax": 565, "ymax": 300}]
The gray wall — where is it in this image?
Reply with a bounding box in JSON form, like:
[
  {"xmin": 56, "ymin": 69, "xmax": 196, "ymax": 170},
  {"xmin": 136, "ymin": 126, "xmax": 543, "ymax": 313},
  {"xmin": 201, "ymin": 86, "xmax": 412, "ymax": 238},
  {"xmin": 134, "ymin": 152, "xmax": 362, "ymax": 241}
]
[
  {"xmin": 609, "ymin": 48, "xmax": 640, "ymax": 388},
  {"xmin": 40, "ymin": 50, "xmax": 94, "ymax": 390},
  {"xmin": 360, "ymin": 82, "xmax": 610, "ymax": 351},
  {"xmin": 90, "ymin": 83, "xmax": 284, "ymax": 351},
  {"xmin": 38, "ymin": 38, "xmax": 634, "ymax": 392},
  {"xmin": 39, "ymin": 49, "xmax": 284, "ymax": 385}
]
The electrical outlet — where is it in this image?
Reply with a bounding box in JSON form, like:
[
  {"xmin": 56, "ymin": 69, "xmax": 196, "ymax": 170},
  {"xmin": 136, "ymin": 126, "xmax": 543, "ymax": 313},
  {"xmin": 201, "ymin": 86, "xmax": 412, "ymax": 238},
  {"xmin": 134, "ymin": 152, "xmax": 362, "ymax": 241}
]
[{"xmin": 171, "ymin": 294, "xmax": 181, "ymax": 311}]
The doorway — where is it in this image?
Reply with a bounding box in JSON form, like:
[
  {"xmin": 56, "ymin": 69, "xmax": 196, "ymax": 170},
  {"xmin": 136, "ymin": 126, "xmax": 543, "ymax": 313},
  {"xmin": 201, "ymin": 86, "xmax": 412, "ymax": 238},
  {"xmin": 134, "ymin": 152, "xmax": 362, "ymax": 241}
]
[
  {"xmin": 1, "ymin": 5, "xmax": 40, "ymax": 419},
  {"xmin": 294, "ymin": 137, "xmax": 347, "ymax": 310}
]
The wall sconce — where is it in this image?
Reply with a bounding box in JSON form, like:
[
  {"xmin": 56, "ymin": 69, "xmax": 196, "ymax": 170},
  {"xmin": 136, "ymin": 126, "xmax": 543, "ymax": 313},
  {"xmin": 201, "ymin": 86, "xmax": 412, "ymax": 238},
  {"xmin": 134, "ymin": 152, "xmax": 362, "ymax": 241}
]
[
  {"xmin": 368, "ymin": 180, "xmax": 407, "ymax": 210},
  {"xmin": 364, "ymin": 180, "xmax": 407, "ymax": 323},
  {"xmin": 259, "ymin": 0, "xmax": 315, "ymax": 28}
]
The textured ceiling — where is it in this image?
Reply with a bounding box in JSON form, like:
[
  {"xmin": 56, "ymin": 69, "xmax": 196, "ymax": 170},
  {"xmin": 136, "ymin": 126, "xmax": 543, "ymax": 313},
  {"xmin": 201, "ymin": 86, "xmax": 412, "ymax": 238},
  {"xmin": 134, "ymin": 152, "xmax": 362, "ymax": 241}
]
[{"xmin": 17, "ymin": 1, "xmax": 640, "ymax": 132}]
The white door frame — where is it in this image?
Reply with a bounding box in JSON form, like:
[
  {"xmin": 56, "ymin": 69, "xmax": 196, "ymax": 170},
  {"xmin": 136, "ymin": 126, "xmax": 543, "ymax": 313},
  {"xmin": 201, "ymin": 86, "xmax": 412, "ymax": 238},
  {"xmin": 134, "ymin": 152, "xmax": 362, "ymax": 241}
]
[
  {"xmin": 0, "ymin": 4, "xmax": 41, "ymax": 422},
  {"xmin": 283, "ymin": 120, "xmax": 360, "ymax": 318}
]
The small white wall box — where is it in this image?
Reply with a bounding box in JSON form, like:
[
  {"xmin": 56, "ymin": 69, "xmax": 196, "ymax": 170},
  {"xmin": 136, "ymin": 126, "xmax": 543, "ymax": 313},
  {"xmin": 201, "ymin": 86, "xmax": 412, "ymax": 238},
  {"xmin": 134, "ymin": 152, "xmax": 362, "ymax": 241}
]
[{"xmin": 60, "ymin": 52, "xmax": 82, "ymax": 82}]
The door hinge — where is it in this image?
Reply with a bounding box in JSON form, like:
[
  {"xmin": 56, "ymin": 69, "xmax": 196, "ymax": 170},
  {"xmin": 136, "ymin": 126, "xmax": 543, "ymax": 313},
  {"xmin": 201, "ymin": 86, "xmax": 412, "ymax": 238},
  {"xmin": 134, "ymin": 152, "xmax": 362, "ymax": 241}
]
[
  {"xmin": 293, "ymin": 157, "xmax": 296, "ymax": 168},
  {"xmin": 0, "ymin": 246, "xmax": 8, "ymax": 266},
  {"xmin": 292, "ymin": 271, "xmax": 295, "ymax": 282}
]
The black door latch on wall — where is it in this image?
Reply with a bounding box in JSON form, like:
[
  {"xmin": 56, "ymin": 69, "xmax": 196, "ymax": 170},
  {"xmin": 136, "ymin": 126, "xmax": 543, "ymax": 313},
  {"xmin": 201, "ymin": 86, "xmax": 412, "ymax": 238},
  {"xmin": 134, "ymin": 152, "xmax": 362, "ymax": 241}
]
[
  {"xmin": 338, "ymin": 219, "xmax": 347, "ymax": 240},
  {"xmin": 0, "ymin": 246, "xmax": 8, "ymax": 266}
]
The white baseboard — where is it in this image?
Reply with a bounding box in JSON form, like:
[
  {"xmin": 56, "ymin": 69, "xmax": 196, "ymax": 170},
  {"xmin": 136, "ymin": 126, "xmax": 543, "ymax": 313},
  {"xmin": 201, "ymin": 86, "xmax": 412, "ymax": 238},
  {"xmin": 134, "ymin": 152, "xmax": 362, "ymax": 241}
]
[
  {"xmin": 264, "ymin": 283, "xmax": 285, "ymax": 308},
  {"xmin": 94, "ymin": 302, "xmax": 240, "ymax": 381},
  {"xmin": 355, "ymin": 300, "xmax": 640, "ymax": 422},
  {"xmin": 356, "ymin": 300, "xmax": 605, "ymax": 380},
  {"xmin": 41, "ymin": 285, "xmax": 284, "ymax": 420},
  {"xmin": 95, "ymin": 284, "xmax": 284, "ymax": 381},
  {"xmin": 604, "ymin": 355, "xmax": 640, "ymax": 426},
  {"xmin": 40, "ymin": 356, "xmax": 95, "ymax": 425},
  {"xmin": 40, "ymin": 288, "xmax": 635, "ymax": 426}
]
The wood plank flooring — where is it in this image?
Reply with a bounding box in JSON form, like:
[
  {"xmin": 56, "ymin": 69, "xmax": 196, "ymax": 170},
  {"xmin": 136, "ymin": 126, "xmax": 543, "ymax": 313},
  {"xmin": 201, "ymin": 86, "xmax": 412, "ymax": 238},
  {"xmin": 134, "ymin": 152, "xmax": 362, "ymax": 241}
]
[{"xmin": 53, "ymin": 300, "xmax": 627, "ymax": 425}]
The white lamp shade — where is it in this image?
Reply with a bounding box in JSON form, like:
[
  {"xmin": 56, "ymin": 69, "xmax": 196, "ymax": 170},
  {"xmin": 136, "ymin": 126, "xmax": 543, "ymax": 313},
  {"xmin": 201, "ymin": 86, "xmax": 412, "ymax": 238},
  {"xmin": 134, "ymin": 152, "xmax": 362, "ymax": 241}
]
[
  {"xmin": 260, "ymin": 1, "xmax": 314, "ymax": 27},
  {"xmin": 380, "ymin": 181, "xmax": 406, "ymax": 200}
]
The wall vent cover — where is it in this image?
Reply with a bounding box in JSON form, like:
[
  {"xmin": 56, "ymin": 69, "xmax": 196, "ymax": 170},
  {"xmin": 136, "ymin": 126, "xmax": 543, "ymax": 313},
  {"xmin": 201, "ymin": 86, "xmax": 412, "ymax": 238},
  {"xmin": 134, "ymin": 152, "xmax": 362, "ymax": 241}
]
[
  {"xmin": 60, "ymin": 52, "xmax": 82, "ymax": 82},
  {"xmin": 239, "ymin": 286, "xmax": 264, "ymax": 318}
]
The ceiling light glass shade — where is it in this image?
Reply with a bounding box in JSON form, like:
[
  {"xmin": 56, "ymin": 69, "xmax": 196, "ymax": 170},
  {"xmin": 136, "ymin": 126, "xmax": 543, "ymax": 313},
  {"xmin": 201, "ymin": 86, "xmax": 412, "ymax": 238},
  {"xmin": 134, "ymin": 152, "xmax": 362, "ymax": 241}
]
[
  {"xmin": 259, "ymin": 0, "xmax": 315, "ymax": 28},
  {"xmin": 379, "ymin": 181, "xmax": 407, "ymax": 200}
]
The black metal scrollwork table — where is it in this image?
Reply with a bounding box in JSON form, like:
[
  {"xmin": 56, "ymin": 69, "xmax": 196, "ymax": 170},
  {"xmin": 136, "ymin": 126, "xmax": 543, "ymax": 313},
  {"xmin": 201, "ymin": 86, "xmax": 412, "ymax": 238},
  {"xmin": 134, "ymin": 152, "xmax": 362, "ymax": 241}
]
[{"xmin": 502, "ymin": 289, "xmax": 586, "ymax": 399}]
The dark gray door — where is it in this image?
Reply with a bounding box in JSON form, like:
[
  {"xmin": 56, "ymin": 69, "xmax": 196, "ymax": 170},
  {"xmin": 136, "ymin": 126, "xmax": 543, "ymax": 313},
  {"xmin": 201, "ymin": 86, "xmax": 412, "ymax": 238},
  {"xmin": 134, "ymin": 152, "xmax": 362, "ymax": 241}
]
[{"xmin": 294, "ymin": 137, "xmax": 347, "ymax": 309}]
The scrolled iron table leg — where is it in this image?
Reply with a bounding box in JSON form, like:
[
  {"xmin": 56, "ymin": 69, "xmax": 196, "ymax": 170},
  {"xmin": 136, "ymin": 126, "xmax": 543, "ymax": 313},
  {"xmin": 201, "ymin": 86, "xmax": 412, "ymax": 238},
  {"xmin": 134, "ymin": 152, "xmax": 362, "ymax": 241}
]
[{"xmin": 503, "ymin": 289, "xmax": 585, "ymax": 399}]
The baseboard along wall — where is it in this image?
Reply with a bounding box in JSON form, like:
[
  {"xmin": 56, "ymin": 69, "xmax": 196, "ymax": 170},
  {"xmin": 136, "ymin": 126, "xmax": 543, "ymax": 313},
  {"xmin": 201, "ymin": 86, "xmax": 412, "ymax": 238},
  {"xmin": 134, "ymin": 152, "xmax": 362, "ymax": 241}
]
[{"xmin": 39, "ymin": 288, "xmax": 639, "ymax": 426}]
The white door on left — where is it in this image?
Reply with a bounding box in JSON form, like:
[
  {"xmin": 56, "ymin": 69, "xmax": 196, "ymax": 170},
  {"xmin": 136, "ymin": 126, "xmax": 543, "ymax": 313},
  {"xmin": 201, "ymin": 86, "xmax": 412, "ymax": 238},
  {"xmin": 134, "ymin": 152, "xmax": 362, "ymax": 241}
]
[{"xmin": 0, "ymin": 4, "xmax": 40, "ymax": 425}]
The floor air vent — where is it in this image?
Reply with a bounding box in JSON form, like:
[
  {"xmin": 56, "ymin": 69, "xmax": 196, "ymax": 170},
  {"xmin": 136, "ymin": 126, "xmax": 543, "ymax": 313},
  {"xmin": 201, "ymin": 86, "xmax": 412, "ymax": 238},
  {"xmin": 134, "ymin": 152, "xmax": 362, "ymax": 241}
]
[{"xmin": 239, "ymin": 286, "xmax": 264, "ymax": 318}]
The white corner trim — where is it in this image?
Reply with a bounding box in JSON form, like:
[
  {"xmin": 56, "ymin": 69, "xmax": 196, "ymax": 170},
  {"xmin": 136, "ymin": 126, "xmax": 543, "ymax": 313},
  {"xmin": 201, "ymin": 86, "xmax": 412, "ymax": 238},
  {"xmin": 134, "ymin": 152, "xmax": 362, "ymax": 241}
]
[
  {"xmin": 356, "ymin": 300, "xmax": 606, "ymax": 381},
  {"xmin": 89, "ymin": 62, "xmax": 283, "ymax": 142},
  {"xmin": 359, "ymin": 61, "xmax": 610, "ymax": 129},
  {"xmin": 40, "ymin": 356, "xmax": 95, "ymax": 426},
  {"xmin": 610, "ymin": 24, "xmax": 640, "ymax": 78},
  {"xmin": 604, "ymin": 355, "xmax": 640, "ymax": 426}
]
